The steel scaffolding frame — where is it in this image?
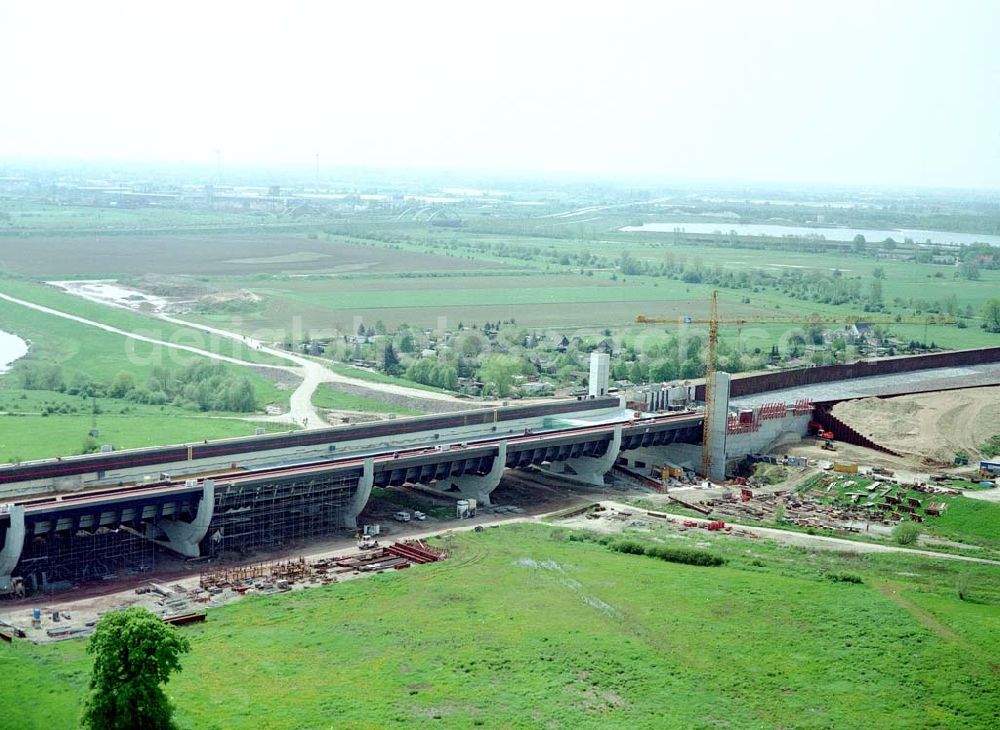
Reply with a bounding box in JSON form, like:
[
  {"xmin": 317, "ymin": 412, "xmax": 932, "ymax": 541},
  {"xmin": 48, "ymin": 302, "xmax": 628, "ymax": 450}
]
[
  {"xmin": 206, "ymin": 473, "xmax": 357, "ymax": 559},
  {"xmin": 17, "ymin": 525, "xmax": 155, "ymax": 590}
]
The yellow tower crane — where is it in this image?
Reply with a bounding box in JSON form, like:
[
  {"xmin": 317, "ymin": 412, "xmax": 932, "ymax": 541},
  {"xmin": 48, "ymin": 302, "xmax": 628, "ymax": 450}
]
[{"xmin": 637, "ymin": 291, "xmax": 956, "ymax": 478}]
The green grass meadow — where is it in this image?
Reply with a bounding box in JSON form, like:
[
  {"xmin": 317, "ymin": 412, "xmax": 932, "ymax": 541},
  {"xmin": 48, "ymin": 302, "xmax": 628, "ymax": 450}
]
[{"xmin": 2, "ymin": 523, "xmax": 998, "ymax": 729}]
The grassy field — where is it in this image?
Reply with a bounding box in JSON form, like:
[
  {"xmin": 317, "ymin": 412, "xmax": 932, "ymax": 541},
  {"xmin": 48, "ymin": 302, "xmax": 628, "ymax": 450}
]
[
  {"xmin": 167, "ymin": 224, "xmax": 1000, "ymax": 350},
  {"xmin": 0, "ymin": 278, "xmax": 283, "ymax": 367},
  {"xmin": 1, "ymin": 523, "xmax": 997, "ymax": 729},
  {"xmin": 0, "ymin": 231, "xmax": 510, "ymax": 277},
  {"xmin": 0, "ymin": 410, "xmax": 295, "ymax": 463},
  {"xmin": 0, "ymin": 387, "xmax": 297, "ymax": 462},
  {"xmin": 312, "ymin": 383, "xmax": 421, "ymax": 416}
]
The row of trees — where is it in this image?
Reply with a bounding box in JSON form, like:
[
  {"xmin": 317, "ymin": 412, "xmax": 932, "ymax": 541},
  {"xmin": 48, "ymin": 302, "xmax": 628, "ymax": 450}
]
[{"xmin": 14, "ymin": 361, "xmax": 258, "ymax": 412}]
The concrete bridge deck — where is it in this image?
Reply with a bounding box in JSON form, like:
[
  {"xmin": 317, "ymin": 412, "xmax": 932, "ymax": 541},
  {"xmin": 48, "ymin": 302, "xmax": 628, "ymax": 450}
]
[{"xmin": 0, "ymin": 401, "xmax": 702, "ymax": 591}]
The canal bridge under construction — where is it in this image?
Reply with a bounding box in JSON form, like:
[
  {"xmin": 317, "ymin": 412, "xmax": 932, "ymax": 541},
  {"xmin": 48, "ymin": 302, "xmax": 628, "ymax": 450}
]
[{"xmin": 0, "ymin": 397, "xmax": 702, "ymax": 592}]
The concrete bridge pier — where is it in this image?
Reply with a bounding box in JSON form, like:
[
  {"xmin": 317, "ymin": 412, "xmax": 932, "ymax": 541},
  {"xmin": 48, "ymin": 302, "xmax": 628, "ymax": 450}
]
[
  {"xmin": 153, "ymin": 481, "xmax": 215, "ymax": 559},
  {"xmin": 0, "ymin": 505, "xmax": 25, "ymax": 593},
  {"xmin": 707, "ymin": 372, "xmax": 731, "ymax": 483},
  {"xmin": 549, "ymin": 425, "xmax": 622, "ymax": 487},
  {"xmin": 342, "ymin": 459, "xmax": 375, "ymax": 529},
  {"xmin": 441, "ymin": 442, "xmax": 507, "ymax": 506}
]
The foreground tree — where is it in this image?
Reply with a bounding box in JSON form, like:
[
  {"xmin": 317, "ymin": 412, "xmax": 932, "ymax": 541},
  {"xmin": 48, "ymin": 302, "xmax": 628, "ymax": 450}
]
[{"xmin": 82, "ymin": 607, "xmax": 191, "ymax": 730}]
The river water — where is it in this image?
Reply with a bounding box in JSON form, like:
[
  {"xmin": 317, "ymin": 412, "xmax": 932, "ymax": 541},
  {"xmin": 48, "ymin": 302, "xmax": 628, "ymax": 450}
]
[
  {"xmin": 0, "ymin": 330, "xmax": 28, "ymax": 374},
  {"xmin": 620, "ymin": 222, "xmax": 1000, "ymax": 247}
]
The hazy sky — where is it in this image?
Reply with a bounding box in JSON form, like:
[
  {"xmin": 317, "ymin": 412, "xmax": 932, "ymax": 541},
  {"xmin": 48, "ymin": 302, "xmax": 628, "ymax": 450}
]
[{"xmin": 2, "ymin": 1, "xmax": 998, "ymax": 188}]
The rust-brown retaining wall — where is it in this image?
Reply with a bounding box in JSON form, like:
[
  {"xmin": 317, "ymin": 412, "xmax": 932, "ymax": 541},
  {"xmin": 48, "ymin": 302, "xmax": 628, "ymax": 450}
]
[
  {"xmin": 693, "ymin": 347, "xmax": 1000, "ymax": 400},
  {"xmin": 811, "ymin": 405, "xmax": 902, "ymax": 457}
]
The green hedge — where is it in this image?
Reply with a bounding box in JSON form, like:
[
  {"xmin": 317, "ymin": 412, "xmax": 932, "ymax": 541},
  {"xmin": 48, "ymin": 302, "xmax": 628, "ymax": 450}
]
[{"xmin": 610, "ymin": 540, "xmax": 725, "ymax": 567}]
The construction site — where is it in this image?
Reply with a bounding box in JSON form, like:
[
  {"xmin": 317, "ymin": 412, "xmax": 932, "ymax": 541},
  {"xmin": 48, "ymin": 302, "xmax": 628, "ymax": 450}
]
[{"xmin": 1, "ymin": 341, "xmax": 998, "ymax": 642}]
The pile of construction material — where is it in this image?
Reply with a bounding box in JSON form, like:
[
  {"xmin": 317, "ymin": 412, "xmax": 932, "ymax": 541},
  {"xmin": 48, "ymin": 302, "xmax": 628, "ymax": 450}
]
[{"xmin": 198, "ymin": 541, "xmax": 447, "ymax": 594}]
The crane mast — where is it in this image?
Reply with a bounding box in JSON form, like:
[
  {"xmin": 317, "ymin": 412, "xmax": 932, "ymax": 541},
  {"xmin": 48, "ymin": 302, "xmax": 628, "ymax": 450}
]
[{"xmin": 637, "ymin": 293, "xmax": 955, "ymax": 481}]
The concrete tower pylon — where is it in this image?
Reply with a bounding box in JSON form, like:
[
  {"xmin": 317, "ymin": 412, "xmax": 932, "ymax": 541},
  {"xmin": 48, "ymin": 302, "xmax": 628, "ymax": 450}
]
[{"xmin": 707, "ymin": 371, "xmax": 731, "ymax": 482}]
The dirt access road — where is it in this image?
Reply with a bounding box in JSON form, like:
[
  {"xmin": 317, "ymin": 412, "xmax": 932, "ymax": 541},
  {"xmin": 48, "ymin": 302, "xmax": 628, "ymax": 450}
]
[{"xmin": 28, "ymin": 282, "xmax": 474, "ymax": 428}]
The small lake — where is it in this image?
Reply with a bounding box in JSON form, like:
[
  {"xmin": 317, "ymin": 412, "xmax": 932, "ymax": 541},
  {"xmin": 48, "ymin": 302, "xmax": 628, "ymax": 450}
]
[
  {"xmin": 0, "ymin": 330, "xmax": 28, "ymax": 374},
  {"xmin": 620, "ymin": 222, "xmax": 1000, "ymax": 247}
]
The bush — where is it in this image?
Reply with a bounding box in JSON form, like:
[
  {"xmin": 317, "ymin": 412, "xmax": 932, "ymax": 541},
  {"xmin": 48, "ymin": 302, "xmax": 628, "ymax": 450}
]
[
  {"xmin": 825, "ymin": 572, "xmax": 863, "ymax": 584},
  {"xmin": 893, "ymin": 522, "xmax": 922, "ymax": 546},
  {"xmin": 610, "ymin": 540, "xmax": 647, "ymax": 555},
  {"xmin": 609, "ymin": 540, "xmax": 725, "ymax": 566},
  {"xmin": 645, "ymin": 545, "xmax": 726, "ymax": 567}
]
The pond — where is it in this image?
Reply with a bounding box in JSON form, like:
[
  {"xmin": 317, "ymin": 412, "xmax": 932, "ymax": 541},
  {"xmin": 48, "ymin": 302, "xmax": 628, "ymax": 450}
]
[{"xmin": 0, "ymin": 330, "xmax": 28, "ymax": 374}]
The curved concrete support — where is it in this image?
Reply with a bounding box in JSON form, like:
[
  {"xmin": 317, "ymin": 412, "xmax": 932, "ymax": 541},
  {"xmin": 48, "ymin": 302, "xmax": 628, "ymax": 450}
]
[
  {"xmin": 0, "ymin": 505, "xmax": 25, "ymax": 593},
  {"xmin": 342, "ymin": 458, "xmax": 375, "ymax": 529},
  {"xmin": 550, "ymin": 425, "xmax": 621, "ymax": 487},
  {"xmin": 155, "ymin": 480, "xmax": 215, "ymax": 559},
  {"xmin": 441, "ymin": 442, "xmax": 506, "ymax": 506}
]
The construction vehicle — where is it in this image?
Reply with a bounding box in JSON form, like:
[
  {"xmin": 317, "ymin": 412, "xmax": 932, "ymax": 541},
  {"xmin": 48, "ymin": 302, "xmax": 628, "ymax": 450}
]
[{"xmin": 637, "ymin": 291, "xmax": 955, "ymax": 478}]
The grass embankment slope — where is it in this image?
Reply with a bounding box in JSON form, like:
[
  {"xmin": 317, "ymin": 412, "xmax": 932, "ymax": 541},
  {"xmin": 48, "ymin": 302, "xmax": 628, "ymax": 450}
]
[
  {"xmin": 312, "ymin": 383, "xmax": 421, "ymax": 416},
  {"xmin": 2, "ymin": 523, "xmax": 998, "ymax": 729}
]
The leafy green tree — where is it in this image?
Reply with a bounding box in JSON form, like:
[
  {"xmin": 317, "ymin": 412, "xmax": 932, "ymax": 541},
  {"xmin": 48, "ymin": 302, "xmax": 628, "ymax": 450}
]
[
  {"xmin": 109, "ymin": 371, "xmax": 137, "ymax": 399},
  {"xmin": 852, "ymin": 234, "xmax": 866, "ymax": 253},
  {"xmin": 397, "ymin": 332, "xmax": 416, "ymax": 353},
  {"xmin": 868, "ymin": 278, "xmax": 883, "ymax": 306},
  {"xmin": 680, "ymin": 358, "xmax": 703, "ymax": 379},
  {"xmin": 479, "ymin": 354, "xmax": 521, "ymax": 397},
  {"xmin": 382, "ymin": 342, "xmax": 401, "ymax": 376},
  {"xmin": 81, "ymin": 607, "xmax": 191, "ymax": 730},
  {"xmin": 982, "ymin": 298, "xmax": 1000, "ymax": 333},
  {"xmin": 649, "ymin": 359, "xmax": 677, "ymax": 382},
  {"xmin": 959, "ymin": 260, "xmax": 982, "ymax": 281},
  {"xmin": 460, "ymin": 333, "xmax": 484, "ymax": 357}
]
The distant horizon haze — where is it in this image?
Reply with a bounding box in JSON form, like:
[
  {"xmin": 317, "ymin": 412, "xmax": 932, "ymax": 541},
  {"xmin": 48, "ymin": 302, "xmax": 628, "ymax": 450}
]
[{"xmin": 1, "ymin": 1, "xmax": 998, "ymax": 190}]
